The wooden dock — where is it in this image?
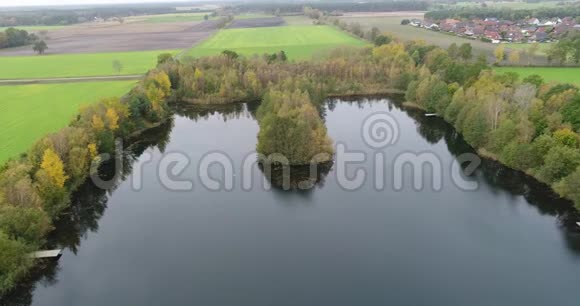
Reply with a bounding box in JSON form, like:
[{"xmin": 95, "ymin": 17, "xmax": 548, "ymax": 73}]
[{"xmin": 29, "ymin": 249, "xmax": 63, "ymax": 259}]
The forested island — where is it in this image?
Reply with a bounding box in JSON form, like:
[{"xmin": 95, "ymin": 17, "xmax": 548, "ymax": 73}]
[{"xmin": 1, "ymin": 35, "xmax": 579, "ymax": 294}]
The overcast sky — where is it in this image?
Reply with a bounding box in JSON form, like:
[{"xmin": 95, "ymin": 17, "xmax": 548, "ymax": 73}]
[{"xmin": 0, "ymin": 0, "xmax": 193, "ymax": 7}]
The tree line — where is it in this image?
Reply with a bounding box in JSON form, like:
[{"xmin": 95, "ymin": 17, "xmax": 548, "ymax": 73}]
[
  {"xmin": 0, "ymin": 28, "xmax": 38, "ymax": 49},
  {"xmin": 425, "ymin": 6, "xmax": 580, "ymax": 21},
  {"xmin": 547, "ymin": 32, "xmax": 580, "ymax": 65},
  {"xmin": 168, "ymin": 47, "xmax": 417, "ymax": 163},
  {"xmin": 234, "ymin": 1, "xmax": 428, "ymax": 15},
  {"xmin": 405, "ymin": 46, "xmax": 580, "ymax": 210}
]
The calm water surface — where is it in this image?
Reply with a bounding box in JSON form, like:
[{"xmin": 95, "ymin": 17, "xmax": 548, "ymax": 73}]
[{"xmin": 4, "ymin": 98, "xmax": 580, "ymax": 306}]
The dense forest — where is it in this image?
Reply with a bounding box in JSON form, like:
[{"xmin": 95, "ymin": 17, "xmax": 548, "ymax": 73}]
[
  {"xmin": 1, "ymin": 34, "xmax": 580, "ymax": 294},
  {"xmin": 425, "ymin": 6, "xmax": 580, "ymax": 20}
]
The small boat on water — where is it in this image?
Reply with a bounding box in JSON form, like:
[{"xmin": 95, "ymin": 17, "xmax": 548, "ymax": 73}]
[
  {"xmin": 425, "ymin": 113, "xmax": 437, "ymax": 117},
  {"xmin": 576, "ymin": 222, "xmax": 580, "ymax": 228}
]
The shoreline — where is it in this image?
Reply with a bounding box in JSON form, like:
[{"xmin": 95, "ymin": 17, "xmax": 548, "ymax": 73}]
[{"xmin": 399, "ymin": 99, "xmax": 575, "ymax": 209}]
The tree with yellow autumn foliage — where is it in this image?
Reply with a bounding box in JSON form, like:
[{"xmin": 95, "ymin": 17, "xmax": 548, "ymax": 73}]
[
  {"xmin": 105, "ymin": 108, "xmax": 119, "ymax": 131},
  {"xmin": 35, "ymin": 148, "xmax": 69, "ymax": 218},
  {"xmin": 494, "ymin": 45, "xmax": 505, "ymax": 64},
  {"xmin": 145, "ymin": 70, "xmax": 171, "ymax": 116},
  {"xmin": 92, "ymin": 115, "xmax": 105, "ymax": 131},
  {"xmin": 508, "ymin": 50, "xmax": 521, "ymax": 65},
  {"xmin": 39, "ymin": 148, "xmax": 67, "ymax": 188}
]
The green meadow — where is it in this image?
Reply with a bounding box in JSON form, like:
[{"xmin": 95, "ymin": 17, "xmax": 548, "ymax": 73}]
[
  {"xmin": 494, "ymin": 67, "xmax": 580, "ymax": 85},
  {"xmin": 187, "ymin": 25, "xmax": 368, "ymax": 60},
  {"xmin": 0, "ymin": 49, "xmax": 180, "ymax": 79},
  {"xmin": 0, "ymin": 81, "xmax": 135, "ymax": 163},
  {"xmin": 505, "ymin": 43, "xmax": 552, "ymax": 56}
]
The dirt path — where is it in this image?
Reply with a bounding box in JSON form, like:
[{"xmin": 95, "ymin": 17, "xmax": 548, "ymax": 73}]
[{"xmin": 0, "ymin": 74, "xmax": 143, "ymax": 85}]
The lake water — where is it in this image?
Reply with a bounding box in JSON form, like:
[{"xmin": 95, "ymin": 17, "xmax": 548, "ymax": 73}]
[{"xmin": 3, "ymin": 97, "xmax": 580, "ymax": 306}]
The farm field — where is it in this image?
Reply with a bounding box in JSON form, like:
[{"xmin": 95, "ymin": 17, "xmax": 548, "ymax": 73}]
[
  {"xmin": 235, "ymin": 13, "xmax": 275, "ymax": 19},
  {"xmin": 494, "ymin": 67, "xmax": 580, "ymax": 84},
  {"xmin": 0, "ymin": 49, "xmax": 179, "ymax": 79},
  {"xmin": 282, "ymin": 16, "xmax": 315, "ymax": 26},
  {"xmin": 129, "ymin": 12, "xmax": 209, "ymax": 23},
  {"xmin": 0, "ymin": 11, "xmax": 221, "ymax": 164},
  {"xmin": 187, "ymin": 25, "xmax": 368, "ymax": 60},
  {"xmin": 0, "ymin": 19, "xmax": 221, "ymax": 55},
  {"xmin": 0, "ymin": 80, "xmax": 135, "ymax": 163},
  {"xmin": 227, "ymin": 17, "xmax": 285, "ymax": 28}
]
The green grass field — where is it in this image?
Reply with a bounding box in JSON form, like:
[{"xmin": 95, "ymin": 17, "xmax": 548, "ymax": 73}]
[
  {"xmin": 505, "ymin": 43, "xmax": 552, "ymax": 56},
  {"xmin": 0, "ymin": 50, "xmax": 180, "ymax": 79},
  {"xmin": 0, "ymin": 81, "xmax": 135, "ymax": 163},
  {"xmin": 187, "ymin": 25, "xmax": 368, "ymax": 60},
  {"xmin": 494, "ymin": 67, "xmax": 580, "ymax": 85}
]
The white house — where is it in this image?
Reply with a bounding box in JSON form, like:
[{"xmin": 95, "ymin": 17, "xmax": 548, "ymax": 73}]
[
  {"xmin": 539, "ymin": 20, "xmax": 555, "ymax": 27},
  {"xmin": 426, "ymin": 23, "xmax": 440, "ymax": 30}
]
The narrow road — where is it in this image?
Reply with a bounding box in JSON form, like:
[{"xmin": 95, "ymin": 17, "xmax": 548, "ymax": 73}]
[{"xmin": 0, "ymin": 74, "xmax": 143, "ymax": 85}]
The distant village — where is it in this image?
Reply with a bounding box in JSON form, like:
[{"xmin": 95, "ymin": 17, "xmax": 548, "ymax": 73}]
[{"xmin": 409, "ymin": 16, "xmax": 580, "ymax": 43}]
